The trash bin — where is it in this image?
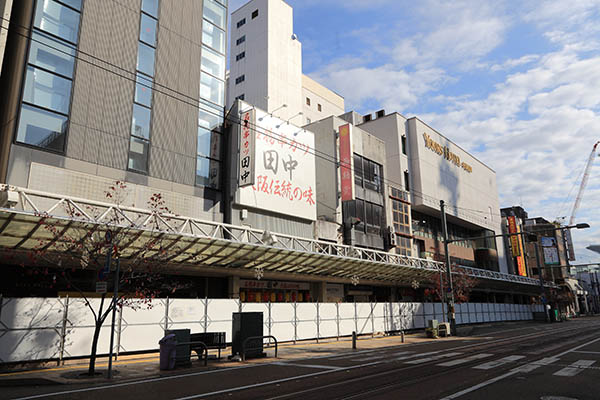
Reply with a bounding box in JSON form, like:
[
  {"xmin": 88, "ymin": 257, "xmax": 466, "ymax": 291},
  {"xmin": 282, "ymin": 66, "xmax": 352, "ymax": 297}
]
[{"xmin": 159, "ymin": 334, "xmax": 177, "ymax": 370}]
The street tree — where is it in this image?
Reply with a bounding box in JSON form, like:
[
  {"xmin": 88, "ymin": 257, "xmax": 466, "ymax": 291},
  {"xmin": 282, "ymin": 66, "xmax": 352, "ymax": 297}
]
[
  {"xmin": 427, "ymin": 265, "xmax": 479, "ymax": 304},
  {"xmin": 19, "ymin": 181, "xmax": 182, "ymax": 376}
]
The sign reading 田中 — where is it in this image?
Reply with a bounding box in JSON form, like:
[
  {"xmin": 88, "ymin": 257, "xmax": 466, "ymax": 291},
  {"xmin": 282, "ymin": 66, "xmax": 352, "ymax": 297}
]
[
  {"xmin": 238, "ymin": 105, "xmax": 317, "ymax": 221},
  {"xmin": 239, "ymin": 109, "xmax": 256, "ymax": 187}
]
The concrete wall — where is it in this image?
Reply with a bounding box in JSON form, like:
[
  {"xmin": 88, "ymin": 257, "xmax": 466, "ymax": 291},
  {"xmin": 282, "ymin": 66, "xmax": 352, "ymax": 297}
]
[
  {"xmin": 301, "ymin": 74, "xmax": 344, "ymax": 125},
  {"xmin": 406, "ymin": 117, "xmax": 507, "ymax": 272},
  {"xmin": 228, "ymin": 0, "xmax": 302, "ymax": 122}
]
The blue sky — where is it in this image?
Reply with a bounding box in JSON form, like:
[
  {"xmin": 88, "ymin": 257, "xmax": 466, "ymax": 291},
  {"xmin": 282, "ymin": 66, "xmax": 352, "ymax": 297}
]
[{"xmin": 228, "ymin": 0, "xmax": 600, "ymax": 264}]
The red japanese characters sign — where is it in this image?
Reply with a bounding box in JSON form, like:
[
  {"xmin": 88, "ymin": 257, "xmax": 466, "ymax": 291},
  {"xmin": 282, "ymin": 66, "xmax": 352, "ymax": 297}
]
[
  {"xmin": 238, "ymin": 105, "xmax": 316, "ymax": 221},
  {"xmin": 339, "ymin": 123, "xmax": 354, "ymax": 201},
  {"xmin": 239, "ymin": 108, "xmax": 256, "ymax": 187},
  {"xmin": 507, "ymin": 216, "xmax": 521, "ymax": 258}
]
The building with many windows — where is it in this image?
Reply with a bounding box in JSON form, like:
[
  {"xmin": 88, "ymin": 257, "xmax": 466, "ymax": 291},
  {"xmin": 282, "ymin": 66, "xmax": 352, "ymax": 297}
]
[
  {"xmin": 0, "ymin": 0, "xmax": 228, "ymax": 221},
  {"xmin": 227, "ymin": 0, "xmax": 344, "ymax": 125}
]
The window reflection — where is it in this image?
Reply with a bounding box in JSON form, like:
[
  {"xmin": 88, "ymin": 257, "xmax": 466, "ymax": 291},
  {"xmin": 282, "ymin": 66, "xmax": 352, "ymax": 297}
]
[
  {"xmin": 137, "ymin": 42, "xmax": 155, "ymax": 77},
  {"xmin": 200, "ymin": 73, "xmax": 224, "ymax": 106},
  {"xmin": 139, "ymin": 13, "xmax": 157, "ymax": 46},
  {"xmin": 131, "ymin": 104, "xmax": 151, "ymax": 139},
  {"xmin": 34, "ymin": 0, "xmax": 80, "ymax": 44},
  {"xmin": 202, "ymin": 21, "xmax": 225, "ymax": 53},
  {"xmin": 17, "ymin": 104, "xmax": 67, "ymax": 152},
  {"xmin": 203, "ymin": 0, "xmax": 226, "ymax": 29},
  {"xmin": 28, "ymin": 32, "xmax": 76, "ymax": 78},
  {"xmin": 23, "ymin": 66, "xmax": 72, "ymax": 114},
  {"xmin": 201, "ymin": 46, "xmax": 225, "ymax": 79}
]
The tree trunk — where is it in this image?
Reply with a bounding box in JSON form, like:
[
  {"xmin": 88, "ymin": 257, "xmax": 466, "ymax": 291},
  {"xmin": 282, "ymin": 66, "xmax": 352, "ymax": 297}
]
[
  {"xmin": 87, "ymin": 294, "xmax": 106, "ymax": 376},
  {"xmin": 87, "ymin": 321, "xmax": 102, "ymax": 376}
]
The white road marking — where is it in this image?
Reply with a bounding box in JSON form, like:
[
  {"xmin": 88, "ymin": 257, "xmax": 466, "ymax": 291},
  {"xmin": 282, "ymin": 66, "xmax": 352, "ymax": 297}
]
[
  {"xmin": 441, "ymin": 335, "xmax": 600, "ymax": 399},
  {"xmin": 512, "ymin": 357, "xmax": 559, "ymax": 373},
  {"xmin": 473, "ymin": 355, "xmax": 525, "ymax": 370},
  {"xmin": 439, "ymin": 370, "xmax": 519, "ymax": 400},
  {"xmin": 553, "ymin": 360, "xmax": 596, "ymax": 377},
  {"xmin": 391, "ymin": 350, "xmax": 441, "ymax": 361},
  {"xmin": 272, "ymin": 362, "xmax": 341, "ymax": 370},
  {"xmin": 404, "ymin": 352, "xmax": 462, "ymax": 365},
  {"xmin": 436, "ymin": 353, "xmax": 493, "ymax": 367}
]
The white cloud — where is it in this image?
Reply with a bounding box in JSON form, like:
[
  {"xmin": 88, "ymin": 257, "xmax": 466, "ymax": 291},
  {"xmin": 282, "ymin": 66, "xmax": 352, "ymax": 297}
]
[{"xmin": 490, "ymin": 55, "xmax": 540, "ymax": 72}]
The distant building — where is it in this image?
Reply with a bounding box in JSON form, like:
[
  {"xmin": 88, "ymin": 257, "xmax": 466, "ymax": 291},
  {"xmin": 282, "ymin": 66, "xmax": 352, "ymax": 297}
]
[{"xmin": 227, "ymin": 0, "xmax": 344, "ymax": 124}]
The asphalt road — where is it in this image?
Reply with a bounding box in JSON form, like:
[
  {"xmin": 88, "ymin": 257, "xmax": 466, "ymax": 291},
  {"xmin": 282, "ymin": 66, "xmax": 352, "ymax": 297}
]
[{"xmin": 5, "ymin": 318, "xmax": 600, "ymax": 400}]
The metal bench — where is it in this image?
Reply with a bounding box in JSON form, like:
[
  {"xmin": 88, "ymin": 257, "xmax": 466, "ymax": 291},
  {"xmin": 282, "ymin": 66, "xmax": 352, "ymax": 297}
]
[{"xmin": 190, "ymin": 332, "xmax": 227, "ymax": 359}]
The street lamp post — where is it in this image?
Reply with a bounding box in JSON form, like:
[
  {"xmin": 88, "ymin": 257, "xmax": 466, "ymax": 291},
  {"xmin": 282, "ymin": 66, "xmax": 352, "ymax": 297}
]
[{"xmin": 439, "ymin": 207, "xmax": 589, "ymax": 331}]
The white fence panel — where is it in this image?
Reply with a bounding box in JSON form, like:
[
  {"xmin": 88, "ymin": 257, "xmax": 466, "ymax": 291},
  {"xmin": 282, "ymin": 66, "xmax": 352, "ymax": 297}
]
[
  {"xmin": 206, "ymin": 299, "xmax": 239, "ymax": 341},
  {"xmin": 64, "ymin": 298, "xmax": 111, "ymax": 358},
  {"xmin": 338, "ymin": 303, "xmax": 355, "ymax": 335},
  {"xmin": 373, "ymin": 303, "xmax": 386, "ymax": 333},
  {"xmin": 412, "ymin": 303, "xmax": 425, "ymax": 329},
  {"xmin": 318, "ymin": 303, "xmax": 338, "ymax": 338},
  {"xmin": 296, "ymin": 303, "xmax": 318, "ymax": 340},
  {"xmin": 0, "ymin": 297, "xmax": 65, "ymax": 362},
  {"xmin": 270, "ymin": 303, "xmax": 295, "ymax": 342},
  {"xmin": 355, "ymin": 303, "xmax": 373, "ymax": 335},
  {"xmin": 119, "ymin": 300, "xmax": 165, "ymax": 353},
  {"xmin": 167, "ymin": 299, "xmax": 204, "ymax": 333}
]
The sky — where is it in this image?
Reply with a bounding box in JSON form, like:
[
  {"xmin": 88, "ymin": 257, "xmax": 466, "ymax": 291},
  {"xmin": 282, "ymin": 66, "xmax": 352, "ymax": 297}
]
[{"xmin": 228, "ymin": 0, "xmax": 600, "ymax": 265}]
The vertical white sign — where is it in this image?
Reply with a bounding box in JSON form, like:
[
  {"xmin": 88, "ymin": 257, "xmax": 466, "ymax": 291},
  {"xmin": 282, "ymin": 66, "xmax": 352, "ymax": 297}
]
[{"xmin": 239, "ymin": 109, "xmax": 255, "ymax": 187}]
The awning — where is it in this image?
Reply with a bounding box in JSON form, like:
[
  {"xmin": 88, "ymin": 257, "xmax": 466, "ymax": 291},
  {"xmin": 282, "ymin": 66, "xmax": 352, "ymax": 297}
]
[{"xmin": 0, "ymin": 185, "xmax": 554, "ymax": 288}]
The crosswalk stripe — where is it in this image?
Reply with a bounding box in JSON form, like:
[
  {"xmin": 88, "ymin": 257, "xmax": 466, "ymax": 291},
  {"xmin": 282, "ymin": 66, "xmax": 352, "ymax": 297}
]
[
  {"xmin": 554, "ymin": 360, "xmax": 596, "ymax": 377},
  {"xmin": 392, "ymin": 350, "xmax": 440, "ymax": 362},
  {"xmin": 437, "ymin": 353, "xmax": 493, "ymax": 367},
  {"xmin": 404, "ymin": 352, "xmax": 462, "ymax": 365},
  {"xmin": 473, "ymin": 355, "xmax": 525, "ymax": 370},
  {"xmin": 512, "ymin": 357, "xmax": 559, "ymax": 373}
]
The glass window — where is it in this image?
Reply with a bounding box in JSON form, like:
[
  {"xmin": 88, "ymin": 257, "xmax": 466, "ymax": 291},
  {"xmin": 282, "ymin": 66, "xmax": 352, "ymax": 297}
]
[
  {"xmin": 134, "ymin": 74, "xmax": 153, "ymax": 107},
  {"xmin": 204, "ymin": 0, "xmax": 226, "ymax": 29},
  {"xmin": 16, "ymin": 104, "xmax": 67, "ymax": 152},
  {"xmin": 137, "ymin": 42, "xmax": 155, "ymax": 77},
  {"xmin": 196, "ymin": 156, "xmax": 220, "ymax": 188},
  {"xmin": 34, "ymin": 0, "xmax": 80, "ymax": 44},
  {"xmin": 236, "ymin": 35, "xmax": 245, "ymax": 46},
  {"xmin": 236, "ymin": 18, "xmax": 246, "ymax": 29},
  {"xmin": 200, "ymin": 73, "xmax": 224, "ymax": 106},
  {"xmin": 60, "ymin": 0, "xmax": 82, "ymax": 10},
  {"xmin": 198, "ymin": 109, "xmax": 221, "ymax": 131},
  {"xmin": 141, "ymin": 0, "xmax": 159, "ymax": 18},
  {"xmin": 139, "ymin": 13, "xmax": 157, "ymax": 47},
  {"xmin": 23, "ymin": 66, "xmax": 72, "ymax": 114},
  {"xmin": 201, "ymin": 46, "xmax": 225, "ymax": 79},
  {"xmin": 128, "ymin": 137, "xmax": 149, "ymax": 172},
  {"xmin": 353, "ymin": 154, "xmax": 363, "ymax": 186},
  {"xmin": 29, "ymin": 31, "xmax": 76, "ymax": 78},
  {"xmin": 202, "ymin": 20, "xmax": 225, "ymax": 54},
  {"xmin": 131, "ymin": 103, "xmax": 151, "ymax": 139},
  {"xmin": 252, "ymin": 9, "xmax": 258, "ymax": 19},
  {"xmin": 197, "ymin": 127, "xmax": 211, "ymax": 157}
]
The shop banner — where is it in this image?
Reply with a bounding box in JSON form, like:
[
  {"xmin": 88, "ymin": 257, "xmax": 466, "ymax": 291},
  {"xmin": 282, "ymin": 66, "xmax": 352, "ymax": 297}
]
[
  {"xmin": 339, "ymin": 124, "xmax": 355, "ymax": 201},
  {"xmin": 507, "ymin": 216, "xmax": 521, "ymax": 257},
  {"xmin": 239, "ymin": 109, "xmax": 256, "ymax": 187}
]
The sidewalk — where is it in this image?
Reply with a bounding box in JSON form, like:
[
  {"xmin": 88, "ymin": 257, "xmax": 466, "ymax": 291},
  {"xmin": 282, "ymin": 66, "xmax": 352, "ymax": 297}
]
[{"xmin": 0, "ymin": 332, "xmax": 471, "ymax": 387}]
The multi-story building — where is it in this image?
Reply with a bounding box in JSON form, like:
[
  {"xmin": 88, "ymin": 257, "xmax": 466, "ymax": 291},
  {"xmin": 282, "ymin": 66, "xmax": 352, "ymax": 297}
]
[
  {"xmin": 0, "ymin": 0, "xmax": 229, "ymax": 297},
  {"xmin": 501, "ymin": 206, "xmax": 531, "ymax": 276},
  {"xmin": 227, "ymin": 0, "xmax": 344, "ymax": 124},
  {"xmin": 342, "ymin": 110, "xmax": 508, "ymax": 273},
  {"xmin": 0, "ymin": 0, "xmax": 228, "ymax": 220}
]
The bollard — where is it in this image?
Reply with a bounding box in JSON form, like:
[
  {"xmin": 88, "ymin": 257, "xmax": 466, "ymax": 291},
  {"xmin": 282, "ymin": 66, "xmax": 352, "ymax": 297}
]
[
  {"xmin": 401, "ymin": 330, "xmax": 405, "ymax": 343},
  {"xmin": 352, "ymin": 331, "xmax": 357, "ymax": 349}
]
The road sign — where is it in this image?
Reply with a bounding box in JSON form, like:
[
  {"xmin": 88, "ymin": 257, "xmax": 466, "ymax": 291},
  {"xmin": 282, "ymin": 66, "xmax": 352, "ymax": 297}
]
[{"xmin": 96, "ymin": 281, "xmax": 107, "ymax": 294}]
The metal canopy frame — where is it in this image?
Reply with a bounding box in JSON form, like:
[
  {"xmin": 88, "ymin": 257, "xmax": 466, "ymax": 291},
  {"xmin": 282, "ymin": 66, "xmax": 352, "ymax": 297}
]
[{"xmin": 0, "ymin": 185, "xmax": 554, "ymax": 287}]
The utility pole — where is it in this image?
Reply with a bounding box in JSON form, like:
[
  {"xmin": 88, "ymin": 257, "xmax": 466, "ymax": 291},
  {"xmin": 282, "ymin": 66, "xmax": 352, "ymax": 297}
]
[
  {"xmin": 532, "ymin": 239, "xmax": 549, "ymax": 322},
  {"xmin": 440, "ymin": 200, "xmax": 456, "ymax": 336}
]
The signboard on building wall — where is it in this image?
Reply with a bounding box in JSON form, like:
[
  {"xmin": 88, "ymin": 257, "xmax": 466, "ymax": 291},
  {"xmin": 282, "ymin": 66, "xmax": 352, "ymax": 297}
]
[
  {"xmin": 239, "ymin": 109, "xmax": 256, "ymax": 187},
  {"xmin": 507, "ymin": 216, "xmax": 521, "ymax": 257},
  {"xmin": 339, "ymin": 124, "xmax": 355, "ymax": 201},
  {"xmin": 564, "ymin": 229, "xmax": 576, "ymax": 261},
  {"xmin": 541, "ymin": 236, "xmax": 560, "ymax": 265},
  {"xmin": 515, "ymin": 225, "xmax": 527, "ymax": 276},
  {"xmin": 237, "ymin": 106, "xmax": 317, "ymax": 221}
]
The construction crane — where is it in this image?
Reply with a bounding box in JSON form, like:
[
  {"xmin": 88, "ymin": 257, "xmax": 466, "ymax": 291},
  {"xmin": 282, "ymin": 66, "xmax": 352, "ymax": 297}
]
[
  {"xmin": 569, "ymin": 141, "xmax": 599, "ymax": 226},
  {"xmin": 563, "ymin": 141, "xmax": 599, "ymax": 261}
]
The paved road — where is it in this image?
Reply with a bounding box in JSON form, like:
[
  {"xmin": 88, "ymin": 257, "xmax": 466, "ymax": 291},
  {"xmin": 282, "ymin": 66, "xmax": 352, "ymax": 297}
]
[{"xmin": 5, "ymin": 318, "xmax": 600, "ymax": 400}]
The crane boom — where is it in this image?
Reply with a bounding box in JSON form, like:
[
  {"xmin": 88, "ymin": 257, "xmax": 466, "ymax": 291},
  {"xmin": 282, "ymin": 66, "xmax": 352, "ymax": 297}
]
[{"xmin": 569, "ymin": 141, "xmax": 599, "ymax": 225}]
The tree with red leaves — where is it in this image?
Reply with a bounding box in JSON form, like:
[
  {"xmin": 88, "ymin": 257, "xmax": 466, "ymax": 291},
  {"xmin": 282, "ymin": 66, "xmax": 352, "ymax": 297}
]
[
  {"xmin": 428, "ymin": 265, "xmax": 479, "ymax": 304},
  {"xmin": 24, "ymin": 181, "xmax": 182, "ymax": 376}
]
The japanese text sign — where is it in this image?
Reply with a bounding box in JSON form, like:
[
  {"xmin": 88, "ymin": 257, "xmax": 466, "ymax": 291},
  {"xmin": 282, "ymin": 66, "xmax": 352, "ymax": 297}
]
[
  {"xmin": 239, "ymin": 108, "xmax": 256, "ymax": 187},
  {"xmin": 339, "ymin": 123, "xmax": 354, "ymax": 201}
]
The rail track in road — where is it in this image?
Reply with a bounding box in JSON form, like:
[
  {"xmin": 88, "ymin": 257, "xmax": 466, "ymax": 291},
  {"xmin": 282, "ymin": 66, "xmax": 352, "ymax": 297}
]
[{"xmin": 254, "ymin": 321, "xmax": 600, "ymax": 400}]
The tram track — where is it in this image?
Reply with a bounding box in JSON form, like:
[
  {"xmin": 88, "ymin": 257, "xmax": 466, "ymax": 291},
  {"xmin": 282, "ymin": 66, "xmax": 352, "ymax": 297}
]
[{"xmin": 258, "ymin": 321, "xmax": 600, "ymax": 400}]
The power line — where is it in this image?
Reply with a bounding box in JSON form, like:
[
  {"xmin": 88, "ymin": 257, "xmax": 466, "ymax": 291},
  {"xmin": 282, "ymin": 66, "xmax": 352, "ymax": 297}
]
[{"xmin": 0, "ymin": 18, "xmax": 499, "ymax": 228}]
